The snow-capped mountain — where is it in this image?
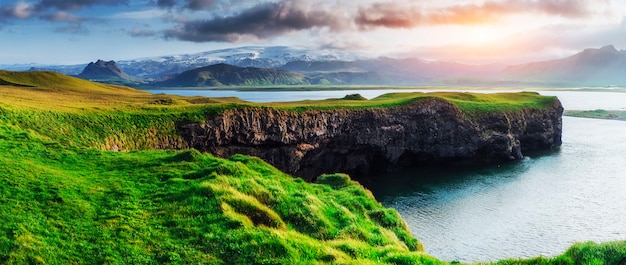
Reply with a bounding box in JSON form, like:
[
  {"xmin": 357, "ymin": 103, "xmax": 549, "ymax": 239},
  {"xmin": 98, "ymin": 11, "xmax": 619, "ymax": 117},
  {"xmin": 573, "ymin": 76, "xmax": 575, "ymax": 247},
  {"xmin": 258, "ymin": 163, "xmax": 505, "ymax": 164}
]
[
  {"xmin": 1, "ymin": 46, "xmax": 363, "ymax": 79},
  {"xmin": 116, "ymin": 46, "xmax": 362, "ymax": 79}
]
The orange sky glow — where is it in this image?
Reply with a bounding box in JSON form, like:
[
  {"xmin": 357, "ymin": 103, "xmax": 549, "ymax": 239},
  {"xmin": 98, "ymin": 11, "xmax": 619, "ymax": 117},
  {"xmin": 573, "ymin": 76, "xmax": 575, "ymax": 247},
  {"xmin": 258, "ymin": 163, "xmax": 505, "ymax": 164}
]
[{"xmin": 1, "ymin": 0, "xmax": 626, "ymax": 65}]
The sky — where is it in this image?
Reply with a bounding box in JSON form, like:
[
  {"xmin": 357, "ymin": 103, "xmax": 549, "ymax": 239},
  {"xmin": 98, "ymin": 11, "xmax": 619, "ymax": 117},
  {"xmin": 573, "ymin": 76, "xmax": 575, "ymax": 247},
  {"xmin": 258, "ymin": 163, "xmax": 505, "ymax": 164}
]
[{"xmin": 1, "ymin": 0, "xmax": 626, "ymax": 65}]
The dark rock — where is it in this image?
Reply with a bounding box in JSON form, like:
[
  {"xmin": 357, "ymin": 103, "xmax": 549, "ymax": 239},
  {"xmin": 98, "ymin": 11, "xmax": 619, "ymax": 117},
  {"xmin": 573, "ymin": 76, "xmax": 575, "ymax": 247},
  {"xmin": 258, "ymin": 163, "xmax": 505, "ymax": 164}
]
[
  {"xmin": 178, "ymin": 98, "xmax": 563, "ymax": 181},
  {"xmin": 77, "ymin": 59, "xmax": 132, "ymax": 80}
]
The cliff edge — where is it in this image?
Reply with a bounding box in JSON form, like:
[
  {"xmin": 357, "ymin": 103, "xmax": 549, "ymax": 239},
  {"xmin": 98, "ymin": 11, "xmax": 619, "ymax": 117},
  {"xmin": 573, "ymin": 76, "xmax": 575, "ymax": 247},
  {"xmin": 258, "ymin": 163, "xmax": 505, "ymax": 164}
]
[{"xmin": 179, "ymin": 94, "xmax": 563, "ymax": 181}]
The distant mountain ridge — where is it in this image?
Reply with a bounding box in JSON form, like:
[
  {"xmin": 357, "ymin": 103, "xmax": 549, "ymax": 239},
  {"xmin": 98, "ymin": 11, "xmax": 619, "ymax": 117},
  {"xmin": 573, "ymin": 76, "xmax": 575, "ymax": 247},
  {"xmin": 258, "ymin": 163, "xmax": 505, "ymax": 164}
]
[
  {"xmin": 502, "ymin": 45, "xmax": 626, "ymax": 86},
  {"xmin": 118, "ymin": 46, "xmax": 360, "ymax": 79},
  {"xmin": 280, "ymin": 57, "xmax": 504, "ymax": 84},
  {"xmin": 151, "ymin": 61, "xmax": 490, "ymax": 87},
  {"xmin": 4, "ymin": 45, "xmax": 626, "ymax": 87},
  {"xmin": 154, "ymin": 63, "xmax": 310, "ymax": 87}
]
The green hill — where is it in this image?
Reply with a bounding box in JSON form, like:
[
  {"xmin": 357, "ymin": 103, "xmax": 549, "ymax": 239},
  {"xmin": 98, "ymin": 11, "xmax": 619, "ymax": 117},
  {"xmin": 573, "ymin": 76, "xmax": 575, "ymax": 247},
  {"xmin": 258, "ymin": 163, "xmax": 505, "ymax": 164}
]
[
  {"xmin": 0, "ymin": 71, "xmax": 624, "ymax": 264},
  {"xmin": 154, "ymin": 63, "xmax": 310, "ymax": 87},
  {"xmin": 0, "ymin": 124, "xmax": 429, "ymax": 264},
  {"xmin": 0, "ymin": 70, "xmax": 138, "ymax": 93}
]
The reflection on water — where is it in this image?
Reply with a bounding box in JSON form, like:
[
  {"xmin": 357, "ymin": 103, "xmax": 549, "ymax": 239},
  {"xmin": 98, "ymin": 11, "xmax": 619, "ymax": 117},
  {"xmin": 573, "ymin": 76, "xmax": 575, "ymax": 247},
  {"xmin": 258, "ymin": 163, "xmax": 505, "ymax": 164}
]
[
  {"xmin": 366, "ymin": 117, "xmax": 626, "ymax": 262},
  {"xmin": 366, "ymin": 159, "xmax": 533, "ymax": 212}
]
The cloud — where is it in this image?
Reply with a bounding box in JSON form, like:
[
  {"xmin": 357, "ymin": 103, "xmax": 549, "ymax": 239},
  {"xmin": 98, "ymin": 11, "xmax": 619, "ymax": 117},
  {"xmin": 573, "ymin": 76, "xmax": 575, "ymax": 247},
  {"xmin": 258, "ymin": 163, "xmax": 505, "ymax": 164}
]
[
  {"xmin": 156, "ymin": 0, "xmax": 176, "ymax": 8},
  {"xmin": 164, "ymin": 0, "xmax": 348, "ymax": 42},
  {"xmin": 0, "ymin": 2, "xmax": 34, "ymax": 21},
  {"xmin": 110, "ymin": 9, "xmax": 167, "ymax": 19},
  {"xmin": 155, "ymin": 0, "xmax": 248, "ymax": 11},
  {"xmin": 401, "ymin": 19, "xmax": 626, "ymax": 65},
  {"xmin": 356, "ymin": 0, "xmax": 607, "ymax": 29},
  {"xmin": 186, "ymin": 0, "xmax": 214, "ymax": 10},
  {"xmin": 36, "ymin": 0, "xmax": 129, "ymax": 11},
  {"xmin": 129, "ymin": 27, "xmax": 156, "ymax": 37},
  {"xmin": 40, "ymin": 11, "xmax": 83, "ymax": 23},
  {"xmin": 1, "ymin": 0, "xmax": 129, "ymax": 24}
]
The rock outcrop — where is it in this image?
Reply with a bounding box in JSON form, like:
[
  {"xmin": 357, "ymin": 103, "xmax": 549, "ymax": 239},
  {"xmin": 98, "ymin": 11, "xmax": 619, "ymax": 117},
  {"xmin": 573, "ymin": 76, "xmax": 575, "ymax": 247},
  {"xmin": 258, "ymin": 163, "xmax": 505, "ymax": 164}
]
[
  {"xmin": 78, "ymin": 59, "xmax": 133, "ymax": 81},
  {"xmin": 178, "ymin": 97, "xmax": 563, "ymax": 181}
]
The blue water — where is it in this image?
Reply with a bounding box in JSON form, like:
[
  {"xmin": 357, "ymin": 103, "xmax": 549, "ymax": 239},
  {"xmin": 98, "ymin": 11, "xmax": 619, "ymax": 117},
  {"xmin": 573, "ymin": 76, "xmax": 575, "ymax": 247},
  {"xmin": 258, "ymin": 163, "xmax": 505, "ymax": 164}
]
[
  {"xmin": 367, "ymin": 117, "xmax": 626, "ymax": 262},
  {"xmin": 147, "ymin": 88, "xmax": 626, "ymax": 262}
]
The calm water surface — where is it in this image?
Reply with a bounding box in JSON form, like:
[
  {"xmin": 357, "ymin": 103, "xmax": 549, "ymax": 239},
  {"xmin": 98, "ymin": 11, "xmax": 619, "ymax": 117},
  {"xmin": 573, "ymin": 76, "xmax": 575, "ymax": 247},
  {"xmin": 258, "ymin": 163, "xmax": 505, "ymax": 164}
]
[
  {"xmin": 147, "ymin": 88, "xmax": 626, "ymax": 262},
  {"xmin": 367, "ymin": 117, "xmax": 626, "ymax": 262}
]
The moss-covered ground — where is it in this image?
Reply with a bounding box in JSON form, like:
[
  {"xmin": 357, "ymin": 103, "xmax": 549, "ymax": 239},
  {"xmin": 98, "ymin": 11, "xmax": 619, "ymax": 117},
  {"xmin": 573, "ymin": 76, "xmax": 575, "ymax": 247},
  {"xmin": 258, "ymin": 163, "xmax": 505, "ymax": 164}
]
[{"xmin": 1, "ymin": 71, "xmax": 624, "ymax": 264}]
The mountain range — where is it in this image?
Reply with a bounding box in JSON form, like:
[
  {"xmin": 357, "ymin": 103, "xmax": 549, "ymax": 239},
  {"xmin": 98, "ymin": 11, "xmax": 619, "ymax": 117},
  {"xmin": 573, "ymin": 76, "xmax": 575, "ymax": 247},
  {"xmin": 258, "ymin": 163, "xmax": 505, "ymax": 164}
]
[
  {"xmin": 3, "ymin": 45, "xmax": 626, "ymax": 87},
  {"xmin": 154, "ymin": 63, "xmax": 310, "ymax": 87},
  {"xmin": 501, "ymin": 45, "xmax": 626, "ymax": 86}
]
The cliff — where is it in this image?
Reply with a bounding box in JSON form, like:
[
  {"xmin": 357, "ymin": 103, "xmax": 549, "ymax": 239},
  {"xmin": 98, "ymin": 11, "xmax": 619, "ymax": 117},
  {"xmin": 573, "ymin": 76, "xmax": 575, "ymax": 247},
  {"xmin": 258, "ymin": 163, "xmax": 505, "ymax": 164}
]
[{"xmin": 178, "ymin": 96, "xmax": 563, "ymax": 181}]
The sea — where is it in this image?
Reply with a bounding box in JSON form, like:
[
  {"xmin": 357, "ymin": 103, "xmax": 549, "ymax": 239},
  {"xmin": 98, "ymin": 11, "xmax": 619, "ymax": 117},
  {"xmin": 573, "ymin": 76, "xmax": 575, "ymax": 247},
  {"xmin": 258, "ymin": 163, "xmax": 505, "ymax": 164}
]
[{"xmin": 146, "ymin": 88, "xmax": 626, "ymax": 262}]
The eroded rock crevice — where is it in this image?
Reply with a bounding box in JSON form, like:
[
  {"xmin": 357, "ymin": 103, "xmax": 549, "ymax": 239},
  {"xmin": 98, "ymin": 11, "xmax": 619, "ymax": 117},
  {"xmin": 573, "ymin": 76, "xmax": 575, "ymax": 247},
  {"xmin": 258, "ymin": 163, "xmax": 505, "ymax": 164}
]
[{"xmin": 178, "ymin": 98, "xmax": 563, "ymax": 181}]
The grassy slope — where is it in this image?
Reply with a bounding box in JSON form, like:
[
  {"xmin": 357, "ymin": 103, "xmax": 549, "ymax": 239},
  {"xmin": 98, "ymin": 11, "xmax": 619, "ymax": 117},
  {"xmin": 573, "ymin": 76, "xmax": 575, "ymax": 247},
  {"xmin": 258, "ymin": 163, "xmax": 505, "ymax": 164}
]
[
  {"xmin": 0, "ymin": 123, "xmax": 432, "ymax": 264},
  {"xmin": 1, "ymin": 71, "xmax": 558, "ymax": 151},
  {"xmin": 1, "ymin": 71, "xmax": 623, "ymax": 264}
]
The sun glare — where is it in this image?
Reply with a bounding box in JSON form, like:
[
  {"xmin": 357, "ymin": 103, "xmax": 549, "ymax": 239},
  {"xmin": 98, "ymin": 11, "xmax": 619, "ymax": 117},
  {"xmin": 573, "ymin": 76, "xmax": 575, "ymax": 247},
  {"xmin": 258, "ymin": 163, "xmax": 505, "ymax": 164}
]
[{"xmin": 466, "ymin": 26, "xmax": 501, "ymax": 44}]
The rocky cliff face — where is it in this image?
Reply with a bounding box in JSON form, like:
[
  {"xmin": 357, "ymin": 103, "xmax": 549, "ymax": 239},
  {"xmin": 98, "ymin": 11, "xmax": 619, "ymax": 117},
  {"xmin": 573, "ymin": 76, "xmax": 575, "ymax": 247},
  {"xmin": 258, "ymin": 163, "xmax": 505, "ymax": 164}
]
[{"xmin": 178, "ymin": 98, "xmax": 563, "ymax": 181}]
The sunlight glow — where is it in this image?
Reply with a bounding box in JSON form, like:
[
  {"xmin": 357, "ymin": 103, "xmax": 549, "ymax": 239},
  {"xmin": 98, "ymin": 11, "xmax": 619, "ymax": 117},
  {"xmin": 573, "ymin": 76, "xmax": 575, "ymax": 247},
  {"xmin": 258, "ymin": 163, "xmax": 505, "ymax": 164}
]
[{"xmin": 465, "ymin": 26, "xmax": 502, "ymax": 44}]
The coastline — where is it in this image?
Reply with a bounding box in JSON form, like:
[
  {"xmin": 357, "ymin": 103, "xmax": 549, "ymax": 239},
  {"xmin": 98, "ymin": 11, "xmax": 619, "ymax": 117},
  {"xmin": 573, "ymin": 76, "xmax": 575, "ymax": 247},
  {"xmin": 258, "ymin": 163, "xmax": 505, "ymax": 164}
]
[{"xmin": 141, "ymin": 85, "xmax": 626, "ymax": 93}]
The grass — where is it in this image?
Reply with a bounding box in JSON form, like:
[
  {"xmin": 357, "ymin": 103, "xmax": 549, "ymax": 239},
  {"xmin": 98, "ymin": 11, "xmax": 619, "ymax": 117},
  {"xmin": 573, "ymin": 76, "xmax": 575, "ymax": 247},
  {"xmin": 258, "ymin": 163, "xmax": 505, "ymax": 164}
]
[
  {"xmin": 0, "ymin": 71, "xmax": 558, "ymax": 152},
  {"xmin": 3, "ymin": 121, "xmax": 622, "ymax": 265},
  {"xmin": 0, "ymin": 71, "xmax": 622, "ymax": 264},
  {"xmin": 565, "ymin": 109, "xmax": 626, "ymax": 121},
  {"xmin": 0, "ymin": 122, "xmax": 436, "ymax": 264},
  {"xmin": 483, "ymin": 241, "xmax": 626, "ymax": 265},
  {"xmin": 259, "ymin": 91, "xmax": 557, "ymax": 115}
]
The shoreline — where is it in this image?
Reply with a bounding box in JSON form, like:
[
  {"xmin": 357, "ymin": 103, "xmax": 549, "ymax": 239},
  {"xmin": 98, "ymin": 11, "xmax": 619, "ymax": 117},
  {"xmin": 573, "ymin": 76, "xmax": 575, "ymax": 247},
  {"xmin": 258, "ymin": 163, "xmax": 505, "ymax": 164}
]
[
  {"xmin": 139, "ymin": 85, "xmax": 626, "ymax": 93},
  {"xmin": 565, "ymin": 109, "xmax": 626, "ymax": 121}
]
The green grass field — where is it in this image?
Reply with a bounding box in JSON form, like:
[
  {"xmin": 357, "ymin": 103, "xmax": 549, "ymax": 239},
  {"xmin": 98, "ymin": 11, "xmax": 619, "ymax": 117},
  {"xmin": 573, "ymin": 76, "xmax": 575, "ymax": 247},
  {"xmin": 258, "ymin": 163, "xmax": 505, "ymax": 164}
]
[
  {"xmin": 565, "ymin": 109, "xmax": 626, "ymax": 121},
  {"xmin": 1, "ymin": 71, "xmax": 624, "ymax": 264}
]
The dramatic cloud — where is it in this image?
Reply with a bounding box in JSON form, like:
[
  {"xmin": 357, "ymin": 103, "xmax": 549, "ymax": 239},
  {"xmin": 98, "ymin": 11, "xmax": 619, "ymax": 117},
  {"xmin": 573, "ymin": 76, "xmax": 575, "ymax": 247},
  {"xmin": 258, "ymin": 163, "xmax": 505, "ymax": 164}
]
[
  {"xmin": 356, "ymin": 0, "xmax": 606, "ymax": 29},
  {"xmin": 36, "ymin": 0, "xmax": 129, "ymax": 11},
  {"xmin": 165, "ymin": 0, "xmax": 347, "ymax": 42}
]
